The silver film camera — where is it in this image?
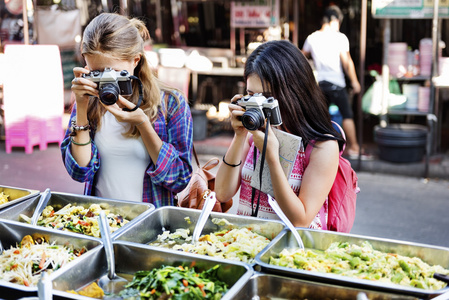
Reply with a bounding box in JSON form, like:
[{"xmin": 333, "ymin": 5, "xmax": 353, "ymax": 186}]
[
  {"xmin": 236, "ymin": 93, "xmax": 282, "ymax": 130},
  {"xmin": 82, "ymin": 67, "xmax": 133, "ymax": 106}
]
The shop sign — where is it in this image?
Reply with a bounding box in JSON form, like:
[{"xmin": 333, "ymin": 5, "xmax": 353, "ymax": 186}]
[
  {"xmin": 231, "ymin": 0, "xmax": 279, "ymax": 28},
  {"xmin": 372, "ymin": 0, "xmax": 449, "ymax": 18}
]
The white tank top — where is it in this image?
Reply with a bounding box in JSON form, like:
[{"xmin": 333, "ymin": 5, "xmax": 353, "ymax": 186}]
[{"xmin": 94, "ymin": 111, "xmax": 150, "ymax": 202}]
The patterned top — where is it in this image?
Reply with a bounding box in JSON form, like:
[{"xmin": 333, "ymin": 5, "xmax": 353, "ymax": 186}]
[
  {"xmin": 237, "ymin": 139, "xmax": 328, "ymax": 230},
  {"xmin": 60, "ymin": 91, "xmax": 193, "ymax": 208}
]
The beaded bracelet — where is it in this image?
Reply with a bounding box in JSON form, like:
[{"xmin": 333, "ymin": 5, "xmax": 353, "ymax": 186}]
[
  {"xmin": 71, "ymin": 136, "xmax": 92, "ymax": 146},
  {"xmin": 222, "ymin": 155, "xmax": 242, "ymax": 167}
]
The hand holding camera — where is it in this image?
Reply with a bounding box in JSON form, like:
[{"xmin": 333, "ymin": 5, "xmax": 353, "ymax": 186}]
[
  {"xmin": 80, "ymin": 67, "xmax": 143, "ymax": 112},
  {"xmin": 235, "ymin": 93, "xmax": 282, "ymax": 131}
]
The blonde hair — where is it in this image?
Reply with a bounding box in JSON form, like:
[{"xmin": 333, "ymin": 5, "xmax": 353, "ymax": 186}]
[{"xmin": 82, "ymin": 13, "xmax": 176, "ymax": 137}]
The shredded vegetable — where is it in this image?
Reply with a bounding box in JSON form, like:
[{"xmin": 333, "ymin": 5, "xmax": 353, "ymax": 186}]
[
  {"xmin": 0, "ymin": 235, "xmax": 87, "ymax": 287},
  {"xmin": 269, "ymin": 241, "xmax": 449, "ymax": 290}
]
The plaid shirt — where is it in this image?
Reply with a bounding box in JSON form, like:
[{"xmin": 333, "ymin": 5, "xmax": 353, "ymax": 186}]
[{"xmin": 60, "ymin": 91, "xmax": 193, "ymax": 207}]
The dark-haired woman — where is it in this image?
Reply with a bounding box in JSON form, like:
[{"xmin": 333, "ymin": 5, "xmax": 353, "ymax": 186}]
[{"xmin": 215, "ymin": 40, "xmax": 344, "ymax": 229}]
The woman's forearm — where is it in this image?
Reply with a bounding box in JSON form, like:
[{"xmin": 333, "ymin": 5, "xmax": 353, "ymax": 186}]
[
  {"xmin": 137, "ymin": 119, "xmax": 163, "ymax": 164},
  {"xmin": 215, "ymin": 133, "xmax": 248, "ymax": 202},
  {"xmin": 71, "ymin": 104, "xmax": 93, "ymax": 167},
  {"xmin": 268, "ymin": 159, "xmax": 308, "ymax": 227}
]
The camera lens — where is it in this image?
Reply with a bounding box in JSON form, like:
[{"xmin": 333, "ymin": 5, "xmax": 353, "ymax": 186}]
[
  {"xmin": 241, "ymin": 108, "xmax": 265, "ymax": 130},
  {"xmin": 99, "ymin": 83, "xmax": 120, "ymax": 105}
]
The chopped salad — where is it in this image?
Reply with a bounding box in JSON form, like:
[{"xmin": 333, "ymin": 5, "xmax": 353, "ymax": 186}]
[
  {"xmin": 25, "ymin": 203, "xmax": 129, "ymax": 238},
  {"xmin": 269, "ymin": 241, "xmax": 449, "ymax": 290}
]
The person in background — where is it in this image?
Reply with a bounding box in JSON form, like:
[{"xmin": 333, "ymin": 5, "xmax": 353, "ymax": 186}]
[
  {"xmin": 215, "ymin": 40, "xmax": 344, "ymax": 229},
  {"xmin": 302, "ymin": 5, "xmax": 370, "ymax": 160},
  {"xmin": 61, "ymin": 13, "xmax": 193, "ymax": 207}
]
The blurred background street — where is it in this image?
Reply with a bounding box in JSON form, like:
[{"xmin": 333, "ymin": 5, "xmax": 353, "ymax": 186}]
[{"xmin": 1, "ymin": 139, "xmax": 448, "ymax": 248}]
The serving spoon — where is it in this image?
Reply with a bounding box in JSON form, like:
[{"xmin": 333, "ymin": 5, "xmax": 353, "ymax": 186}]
[
  {"xmin": 97, "ymin": 211, "xmax": 128, "ymax": 295},
  {"xmin": 268, "ymin": 194, "xmax": 305, "ymax": 250},
  {"xmin": 192, "ymin": 191, "xmax": 217, "ymax": 244},
  {"xmin": 37, "ymin": 272, "xmax": 52, "ymax": 300},
  {"xmin": 31, "ymin": 188, "xmax": 52, "ymax": 226}
]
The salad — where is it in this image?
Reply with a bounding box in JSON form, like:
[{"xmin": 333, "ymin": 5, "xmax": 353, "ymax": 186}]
[
  {"xmin": 119, "ymin": 264, "xmax": 228, "ymax": 299},
  {"xmin": 150, "ymin": 226, "xmax": 271, "ymax": 263},
  {"xmin": 269, "ymin": 241, "xmax": 449, "ymax": 290},
  {"xmin": 0, "ymin": 235, "xmax": 87, "ymax": 287},
  {"xmin": 21, "ymin": 203, "xmax": 130, "ymax": 238}
]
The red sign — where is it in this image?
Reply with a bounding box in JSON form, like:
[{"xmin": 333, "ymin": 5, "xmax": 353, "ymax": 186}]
[{"xmin": 231, "ymin": 1, "xmax": 279, "ymax": 28}]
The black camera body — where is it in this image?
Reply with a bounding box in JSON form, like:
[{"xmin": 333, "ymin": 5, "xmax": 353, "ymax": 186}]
[
  {"xmin": 236, "ymin": 93, "xmax": 282, "ymax": 130},
  {"xmin": 82, "ymin": 67, "xmax": 133, "ymax": 105}
]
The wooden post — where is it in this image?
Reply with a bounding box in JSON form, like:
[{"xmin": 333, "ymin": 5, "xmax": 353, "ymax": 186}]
[{"xmin": 22, "ymin": 0, "xmax": 29, "ymax": 45}]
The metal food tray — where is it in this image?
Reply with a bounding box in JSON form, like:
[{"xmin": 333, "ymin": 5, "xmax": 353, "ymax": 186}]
[
  {"xmin": 255, "ymin": 228, "xmax": 449, "ymax": 299},
  {"xmin": 0, "ymin": 191, "xmax": 155, "ymax": 239},
  {"xmin": 0, "ymin": 219, "xmax": 101, "ymax": 299},
  {"xmin": 231, "ymin": 272, "xmax": 420, "ymax": 299},
  {"xmin": 113, "ymin": 206, "xmax": 285, "ymax": 264},
  {"xmin": 51, "ymin": 241, "xmax": 254, "ymax": 300},
  {"xmin": 0, "ymin": 185, "xmax": 39, "ymax": 211}
]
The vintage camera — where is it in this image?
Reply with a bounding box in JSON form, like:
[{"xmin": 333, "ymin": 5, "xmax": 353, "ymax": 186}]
[
  {"xmin": 82, "ymin": 67, "xmax": 133, "ymax": 105},
  {"xmin": 236, "ymin": 93, "xmax": 282, "ymax": 130}
]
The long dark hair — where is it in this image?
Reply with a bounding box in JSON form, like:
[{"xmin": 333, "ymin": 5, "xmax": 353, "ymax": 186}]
[{"xmin": 244, "ymin": 40, "xmax": 345, "ymax": 150}]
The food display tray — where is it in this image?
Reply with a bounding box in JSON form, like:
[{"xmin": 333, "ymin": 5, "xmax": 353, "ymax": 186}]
[
  {"xmin": 255, "ymin": 228, "xmax": 449, "ymax": 299},
  {"xmin": 0, "ymin": 185, "xmax": 39, "ymax": 211},
  {"xmin": 51, "ymin": 241, "xmax": 254, "ymax": 300},
  {"xmin": 231, "ymin": 272, "xmax": 420, "ymax": 299},
  {"xmin": 0, "ymin": 191, "xmax": 155, "ymax": 239},
  {"xmin": 113, "ymin": 206, "xmax": 285, "ymax": 264},
  {"xmin": 0, "ymin": 219, "xmax": 102, "ymax": 298}
]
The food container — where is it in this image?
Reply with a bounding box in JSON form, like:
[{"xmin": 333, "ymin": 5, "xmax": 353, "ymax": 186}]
[
  {"xmin": 0, "ymin": 191, "xmax": 155, "ymax": 239},
  {"xmin": 231, "ymin": 272, "xmax": 419, "ymax": 299},
  {"xmin": 0, "ymin": 219, "xmax": 101, "ymax": 299},
  {"xmin": 51, "ymin": 241, "xmax": 254, "ymax": 299},
  {"xmin": 256, "ymin": 228, "xmax": 449, "ymax": 299},
  {"xmin": 0, "ymin": 185, "xmax": 39, "ymax": 211},
  {"xmin": 113, "ymin": 206, "xmax": 285, "ymax": 264}
]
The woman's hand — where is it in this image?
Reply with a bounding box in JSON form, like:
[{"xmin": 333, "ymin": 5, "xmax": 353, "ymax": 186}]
[
  {"xmin": 229, "ymin": 94, "xmax": 247, "ymax": 137},
  {"xmin": 71, "ymin": 67, "xmax": 98, "ymax": 106},
  {"xmin": 251, "ymin": 124, "xmax": 280, "ymax": 164},
  {"xmin": 102, "ymin": 94, "xmax": 148, "ymax": 127}
]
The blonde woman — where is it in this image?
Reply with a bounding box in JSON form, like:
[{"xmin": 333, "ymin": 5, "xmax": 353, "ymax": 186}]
[{"xmin": 61, "ymin": 13, "xmax": 193, "ymax": 207}]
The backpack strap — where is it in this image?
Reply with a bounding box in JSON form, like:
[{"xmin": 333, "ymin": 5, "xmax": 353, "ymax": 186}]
[
  {"xmin": 331, "ymin": 121, "xmax": 346, "ymax": 155},
  {"xmin": 304, "ymin": 121, "xmax": 345, "ymax": 164}
]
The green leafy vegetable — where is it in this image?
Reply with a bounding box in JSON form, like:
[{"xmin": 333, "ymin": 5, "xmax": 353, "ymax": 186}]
[{"xmin": 119, "ymin": 265, "xmax": 228, "ymax": 299}]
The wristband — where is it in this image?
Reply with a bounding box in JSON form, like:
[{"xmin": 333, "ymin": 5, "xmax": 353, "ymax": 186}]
[
  {"xmin": 222, "ymin": 155, "xmax": 242, "ymax": 167},
  {"xmin": 71, "ymin": 136, "xmax": 92, "ymax": 146}
]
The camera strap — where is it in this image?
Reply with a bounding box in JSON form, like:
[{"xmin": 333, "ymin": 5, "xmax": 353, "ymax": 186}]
[
  {"xmin": 251, "ymin": 114, "xmax": 271, "ymax": 217},
  {"xmin": 122, "ymin": 75, "xmax": 143, "ymax": 112}
]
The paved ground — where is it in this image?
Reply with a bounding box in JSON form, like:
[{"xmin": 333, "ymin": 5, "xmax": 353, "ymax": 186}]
[{"xmin": 1, "ymin": 141, "xmax": 449, "ymax": 248}]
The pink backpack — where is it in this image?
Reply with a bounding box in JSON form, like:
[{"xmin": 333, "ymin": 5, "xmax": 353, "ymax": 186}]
[{"xmin": 304, "ymin": 123, "xmax": 360, "ymax": 233}]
